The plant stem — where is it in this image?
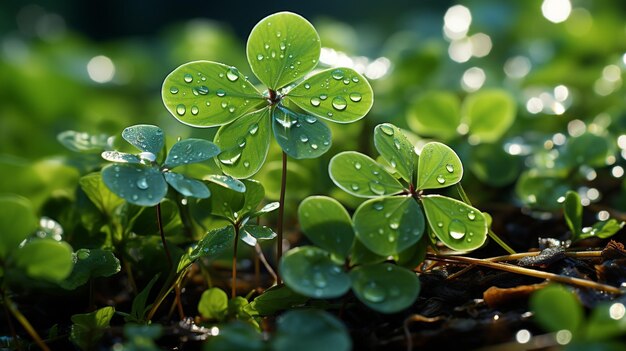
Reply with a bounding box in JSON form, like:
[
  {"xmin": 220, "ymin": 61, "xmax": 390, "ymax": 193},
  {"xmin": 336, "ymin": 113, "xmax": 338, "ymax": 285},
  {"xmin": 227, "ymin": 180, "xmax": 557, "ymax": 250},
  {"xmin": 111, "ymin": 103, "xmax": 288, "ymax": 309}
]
[
  {"xmin": 2, "ymin": 292, "xmax": 50, "ymax": 351},
  {"xmin": 426, "ymin": 253, "xmax": 621, "ymax": 294},
  {"xmin": 276, "ymin": 151, "xmax": 288, "ymax": 284},
  {"xmin": 1, "ymin": 292, "xmax": 21, "ymax": 351},
  {"xmin": 232, "ymin": 225, "xmax": 240, "ymax": 298},
  {"xmin": 255, "ymin": 243, "xmax": 278, "ymax": 283},
  {"xmin": 156, "ymin": 203, "xmax": 173, "ymax": 269},
  {"xmin": 455, "ymin": 184, "xmax": 516, "ymax": 255}
]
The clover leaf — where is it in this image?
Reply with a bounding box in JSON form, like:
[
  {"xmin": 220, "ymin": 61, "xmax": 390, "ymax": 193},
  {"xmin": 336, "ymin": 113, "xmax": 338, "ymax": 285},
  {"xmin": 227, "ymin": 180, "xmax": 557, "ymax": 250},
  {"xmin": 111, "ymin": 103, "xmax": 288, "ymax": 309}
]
[
  {"xmin": 329, "ymin": 123, "xmax": 488, "ymax": 252},
  {"xmin": 162, "ymin": 12, "xmax": 373, "ymax": 178},
  {"xmin": 101, "ymin": 124, "xmax": 244, "ymax": 207},
  {"xmin": 279, "ymin": 195, "xmax": 421, "ymax": 313}
]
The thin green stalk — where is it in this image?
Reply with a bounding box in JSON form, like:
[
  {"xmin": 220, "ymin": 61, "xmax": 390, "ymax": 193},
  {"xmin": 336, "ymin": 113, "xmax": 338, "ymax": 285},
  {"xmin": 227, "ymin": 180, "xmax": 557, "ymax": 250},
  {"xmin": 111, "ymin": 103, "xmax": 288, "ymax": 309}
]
[
  {"xmin": 2, "ymin": 292, "xmax": 50, "ymax": 351},
  {"xmin": 156, "ymin": 203, "xmax": 173, "ymax": 269},
  {"xmin": 1, "ymin": 292, "xmax": 21, "ymax": 351},
  {"xmin": 232, "ymin": 225, "xmax": 240, "ymax": 298},
  {"xmin": 456, "ymin": 184, "xmax": 516, "ymax": 255},
  {"xmin": 146, "ymin": 267, "xmax": 188, "ymax": 321},
  {"xmin": 276, "ymin": 151, "xmax": 288, "ymax": 284}
]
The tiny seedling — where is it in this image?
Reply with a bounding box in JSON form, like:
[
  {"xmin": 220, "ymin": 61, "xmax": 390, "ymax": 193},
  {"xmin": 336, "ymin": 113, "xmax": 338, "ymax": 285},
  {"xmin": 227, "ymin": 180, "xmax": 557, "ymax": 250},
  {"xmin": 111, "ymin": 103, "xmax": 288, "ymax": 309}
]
[
  {"xmin": 161, "ymin": 11, "xmax": 374, "ymax": 269},
  {"xmin": 329, "ymin": 122, "xmax": 513, "ymax": 254},
  {"xmin": 562, "ymin": 190, "xmax": 624, "ymax": 241}
]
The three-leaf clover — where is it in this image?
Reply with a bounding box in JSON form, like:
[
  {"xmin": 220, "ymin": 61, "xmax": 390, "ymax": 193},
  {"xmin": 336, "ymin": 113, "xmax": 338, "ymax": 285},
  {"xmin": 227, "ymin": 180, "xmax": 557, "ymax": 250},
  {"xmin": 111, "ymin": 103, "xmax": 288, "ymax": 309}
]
[
  {"xmin": 101, "ymin": 124, "xmax": 244, "ymax": 207},
  {"xmin": 329, "ymin": 123, "xmax": 488, "ymax": 253},
  {"xmin": 280, "ymin": 195, "xmax": 421, "ymax": 313},
  {"xmin": 161, "ymin": 11, "xmax": 373, "ymax": 178}
]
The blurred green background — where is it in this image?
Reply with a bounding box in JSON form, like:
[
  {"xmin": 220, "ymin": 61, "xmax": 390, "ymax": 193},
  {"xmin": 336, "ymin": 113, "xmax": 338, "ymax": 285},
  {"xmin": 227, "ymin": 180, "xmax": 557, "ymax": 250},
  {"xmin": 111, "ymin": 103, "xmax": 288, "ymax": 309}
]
[{"xmin": 2, "ymin": 0, "xmax": 626, "ymax": 215}]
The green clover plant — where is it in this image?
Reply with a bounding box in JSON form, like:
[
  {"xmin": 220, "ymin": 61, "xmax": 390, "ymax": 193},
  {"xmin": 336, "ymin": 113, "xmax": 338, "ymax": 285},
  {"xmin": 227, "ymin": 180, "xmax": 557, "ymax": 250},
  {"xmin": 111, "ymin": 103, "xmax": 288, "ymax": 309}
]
[
  {"xmin": 161, "ymin": 11, "xmax": 373, "ymax": 271},
  {"xmin": 329, "ymin": 123, "xmax": 503, "ymax": 254},
  {"xmin": 100, "ymin": 124, "xmax": 243, "ymax": 207},
  {"xmin": 162, "ymin": 12, "xmax": 373, "ymax": 177},
  {"xmin": 280, "ymin": 195, "xmax": 421, "ymax": 313},
  {"xmin": 563, "ymin": 190, "xmax": 624, "ymax": 242}
]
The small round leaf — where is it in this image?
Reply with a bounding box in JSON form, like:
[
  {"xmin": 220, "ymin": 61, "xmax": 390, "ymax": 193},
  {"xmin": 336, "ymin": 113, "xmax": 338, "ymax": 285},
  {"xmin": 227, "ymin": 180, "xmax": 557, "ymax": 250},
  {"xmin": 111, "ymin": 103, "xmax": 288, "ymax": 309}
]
[
  {"xmin": 101, "ymin": 164, "xmax": 168, "ymax": 207},
  {"xmin": 515, "ymin": 170, "xmax": 569, "ymax": 210},
  {"xmin": 374, "ymin": 123, "xmax": 416, "ymax": 183},
  {"xmin": 298, "ymin": 196, "xmax": 354, "ymax": 259},
  {"xmin": 407, "ymin": 91, "xmax": 461, "ymax": 140},
  {"xmin": 163, "ymin": 138, "xmax": 220, "ymax": 169},
  {"xmin": 280, "ymin": 246, "xmax": 350, "ymax": 299},
  {"xmin": 417, "ymin": 142, "xmax": 463, "ymax": 190},
  {"xmin": 236, "ymin": 179, "xmax": 265, "ymax": 218},
  {"xmin": 121, "ymin": 125, "xmax": 164, "ymax": 155},
  {"xmin": 350, "ymin": 263, "xmax": 420, "ymax": 314},
  {"xmin": 329, "ymin": 151, "xmax": 405, "ymax": 198},
  {"xmin": 286, "ymin": 68, "xmax": 373, "ymax": 123},
  {"xmin": 272, "ymin": 107, "xmax": 331, "ymax": 159},
  {"xmin": 246, "ymin": 12, "xmax": 321, "ymax": 90},
  {"xmin": 462, "ymin": 89, "xmax": 516, "ymax": 143},
  {"xmin": 60, "ymin": 249, "xmax": 121, "ymax": 290},
  {"xmin": 0, "ymin": 195, "xmax": 38, "ymax": 259},
  {"xmin": 214, "ymin": 107, "xmax": 272, "ymax": 179},
  {"xmin": 273, "ymin": 309, "xmax": 351, "ymax": 351},
  {"xmin": 421, "ymin": 195, "xmax": 487, "ymax": 252},
  {"xmin": 164, "ymin": 172, "xmax": 210, "ymax": 199},
  {"xmin": 14, "ymin": 239, "xmax": 74, "ymax": 282},
  {"xmin": 353, "ymin": 196, "xmax": 424, "ymax": 256},
  {"xmin": 162, "ymin": 61, "xmax": 265, "ymax": 127},
  {"xmin": 198, "ymin": 287, "xmax": 228, "ymax": 320},
  {"xmin": 563, "ymin": 132, "xmax": 613, "ymax": 168},
  {"xmin": 530, "ymin": 284, "xmax": 583, "ymax": 333}
]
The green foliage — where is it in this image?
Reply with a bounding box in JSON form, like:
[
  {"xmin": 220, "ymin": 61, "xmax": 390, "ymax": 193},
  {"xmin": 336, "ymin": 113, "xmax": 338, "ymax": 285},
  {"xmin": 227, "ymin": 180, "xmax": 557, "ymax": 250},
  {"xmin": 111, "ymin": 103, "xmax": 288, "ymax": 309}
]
[
  {"xmin": 162, "ymin": 12, "xmax": 373, "ymax": 178},
  {"xmin": 198, "ymin": 287, "xmax": 229, "ymax": 320},
  {"xmin": 563, "ymin": 190, "xmax": 624, "ymax": 241},
  {"xmin": 329, "ymin": 123, "xmax": 488, "ymax": 252},
  {"xmin": 280, "ymin": 195, "xmax": 422, "ymax": 313},
  {"xmin": 101, "ymin": 124, "xmax": 227, "ymax": 206},
  {"xmin": 70, "ymin": 306, "xmax": 116, "ymax": 350},
  {"xmin": 272, "ymin": 310, "xmax": 351, "ymax": 351},
  {"xmin": 530, "ymin": 284, "xmax": 584, "ymax": 333},
  {"xmin": 247, "ymin": 285, "xmax": 309, "ymax": 316},
  {"xmin": 120, "ymin": 274, "xmax": 160, "ymax": 323},
  {"xmin": 60, "ymin": 249, "xmax": 121, "ymax": 290},
  {"xmin": 0, "ymin": 195, "xmax": 74, "ymax": 284}
]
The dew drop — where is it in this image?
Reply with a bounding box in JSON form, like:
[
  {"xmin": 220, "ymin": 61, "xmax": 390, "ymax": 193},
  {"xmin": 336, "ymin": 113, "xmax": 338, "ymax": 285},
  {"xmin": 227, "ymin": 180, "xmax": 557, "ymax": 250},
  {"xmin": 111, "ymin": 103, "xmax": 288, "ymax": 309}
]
[
  {"xmin": 467, "ymin": 211, "xmax": 476, "ymax": 221},
  {"xmin": 304, "ymin": 83, "xmax": 311, "ymax": 90},
  {"xmin": 352, "ymin": 76, "xmax": 360, "ymax": 83},
  {"xmin": 229, "ymin": 106, "xmax": 236, "ymax": 113},
  {"xmin": 369, "ymin": 182, "xmax": 386, "ymax": 195},
  {"xmin": 332, "ymin": 96, "xmax": 347, "ymax": 111},
  {"xmin": 310, "ymin": 97, "xmax": 321, "ymax": 107},
  {"xmin": 218, "ymin": 150, "xmax": 241, "ymax": 165},
  {"xmin": 363, "ymin": 283, "xmax": 386, "ymax": 303},
  {"xmin": 436, "ymin": 175, "xmax": 446, "ymax": 184},
  {"xmin": 176, "ymin": 104, "xmax": 186, "ymax": 116},
  {"xmin": 136, "ymin": 177, "xmax": 149, "ymax": 190},
  {"xmin": 216, "ymin": 89, "xmax": 226, "ymax": 97},
  {"xmin": 331, "ymin": 69, "xmax": 345, "ymax": 80},
  {"xmin": 299, "ymin": 134, "xmax": 309, "ymax": 143},
  {"xmin": 390, "ymin": 160, "xmax": 397, "ymax": 168},
  {"xmin": 248, "ymin": 123, "xmax": 259, "ymax": 135},
  {"xmin": 304, "ymin": 115, "xmax": 316, "ymax": 124},
  {"xmin": 446, "ymin": 164, "xmax": 455, "ymax": 173},
  {"xmin": 311, "ymin": 143, "xmax": 318, "ymax": 150},
  {"xmin": 389, "ymin": 222, "xmax": 399, "ymax": 230},
  {"xmin": 197, "ymin": 86, "xmax": 209, "ymax": 95},
  {"xmin": 448, "ymin": 219, "xmax": 467, "ymax": 240},
  {"xmin": 388, "ymin": 235, "xmax": 396, "ymax": 242},
  {"xmin": 349, "ymin": 92, "xmax": 362, "ymax": 102},
  {"xmin": 257, "ymin": 54, "xmax": 264, "ymax": 61},
  {"xmin": 373, "ymin": 203, "xmax": 384, "ymax": 211},
  {"xmin": 313, "ymin": 271, "xmax": 327, "ymax": 288},
  {"xmin": 279, "ymin": 41, "xmax": 286, "ymax": 50},
  {"xmin": 393, "ymin": 139, "xmax": 401, "ymax": 150},
  {"xmin": 183, "ymin": 74, "xmax": 193, "ymax": 83},
  {"xmin": 379, "ymin": 126, "xmax": 394, "ymax": 137},
  {"xmin": 237, "ymin": 138, "xmax": 246, "ymax": 148},
  {"xmin": 343, "ymin": 78, "xmax": 350, "ymax": 85},
  {"xmin": 169, "ymin": 86, "xmax": 179, "ymax": 94},
  {"xmin": 351, "ymin": 184, "xmax": 360, "ymax": 191},
  {"xmin": 243, "ymin": 161, "xmax": 250, "ymax": 168},
  {"xmin": 191, "ymin": 106, "xmax": 199, "ymax": 115},
  {"xmin": 226, "ymin": 67, "xmax": 239, "ymax": 82},
  {"xmin": 319, "ymin": 94, "xmax": 328, "ymax": 100},
  {"xmin": 131, "ymin": 194, "xmax": 139, "ymax": 201},
  {"xmin": 354, "ymin": 162, "xmax": 362, "ymax": 170},
  {"xmin": 437, "ymin": 222, "xmax": 443, "ymax": 228}
]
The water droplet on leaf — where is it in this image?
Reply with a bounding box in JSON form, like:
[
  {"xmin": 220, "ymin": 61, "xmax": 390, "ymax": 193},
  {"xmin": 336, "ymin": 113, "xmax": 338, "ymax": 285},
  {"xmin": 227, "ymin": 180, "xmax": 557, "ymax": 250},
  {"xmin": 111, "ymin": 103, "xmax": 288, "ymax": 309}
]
[
  {"xmin": 332, "ymin": 96, "xmax": 347, "ymax": 111},
  {"xmin": 380, "ymin": 125, "xmax": 394, "ymax": 136},
  {"xmin": 191, "ymin": 106, "xmax": 199, "ymax": 115},
  {"xmin": 310, "ymin": 97, "xmax": 321, "ymax": 107},
  {"xmin": 248, "ymin": 123, "xmax": 259, "ymax": 135},
  {"xmin": 349, "ymin": 92, "xmax": 362, "ymax": 102},
  {"xmin": 226, "ymin": 67, "xmax": 239, "ymax": 82},
  {"xmin": 176, "ymin": 104, "xmax": 186, "ymax": 116},
  {"xmin": 446, "ymin": 164, "xmax": 454, "ymax": 173},
  {"xmin": 136, "ymin": 177, "xmax": 149, "ymax": 190},
  {"xmin": 216, "ymin": 89, "xmax": 226, "ymax": 97},
  {"xmin": 183, "ymin": 74, "xmax": 193, "ymax": 83},
  {"xmin": 170, "ymin": 86, "xmax": 179, "ymax": 94},
  {"xmin": 331, "ymin": 69, "xmax": 345, "ymax": 80},
  {"xmin": 369, "ymin": 182, "xmax": 386, "ymax": 195},
  {"xmin": 363, "ymin": 283, "xmax": 386, "ymax": 303},
  {"xmin": 436, "ymin": 175, "xmax": 446, "ymax": 184},
  {"xmin": 448, "ymin": 219, "xmax": 467, "ymax": 240}
]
